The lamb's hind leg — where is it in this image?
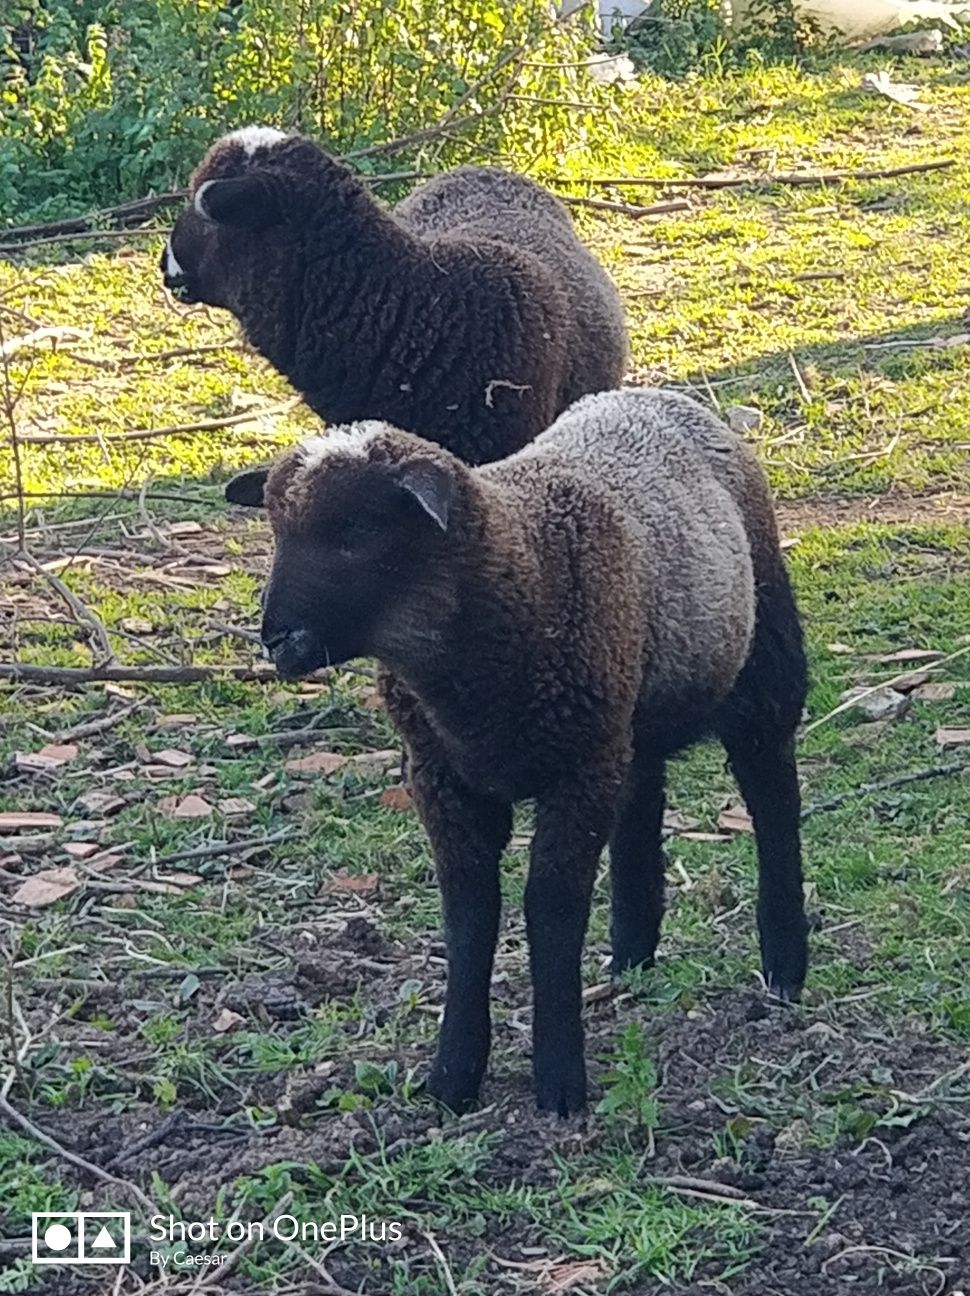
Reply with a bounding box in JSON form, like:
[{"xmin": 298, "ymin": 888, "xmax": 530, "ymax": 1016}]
[
  {"xmin": 609, "ymin": 754, "xmax": 667, "ymax": 976},
  {"xmin": 716, "ymin": 567, "xmax": 809, "ymax": 1001}
]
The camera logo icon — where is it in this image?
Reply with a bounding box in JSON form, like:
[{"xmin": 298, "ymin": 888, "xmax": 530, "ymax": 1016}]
[{"xmin": 32, "ymin": 1212, "xmax": 131, "ymax": 1265}]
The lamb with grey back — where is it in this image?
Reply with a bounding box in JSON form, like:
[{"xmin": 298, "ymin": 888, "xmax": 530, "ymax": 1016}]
[
  {"xmin": 224, "ymin": 388, "xmax": 809, "ymax": 1117},
  {"xmin": 162, "ymin": 127, "xmax": 627, "ymax": 466}
]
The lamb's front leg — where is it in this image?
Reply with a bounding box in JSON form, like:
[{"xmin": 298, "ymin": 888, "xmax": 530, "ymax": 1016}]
[
  {"xmin": 409, "ymin": 759, "xmax": 512, "ymax": 1114},
  {"xmin": 527, "ymin": 772, "xmax": 620, "ymax": 1116}
]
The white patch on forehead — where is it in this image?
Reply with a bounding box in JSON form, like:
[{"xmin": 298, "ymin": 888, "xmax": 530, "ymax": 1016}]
[
  {"xmin": 298, "ymin": 422, "xmax": 385, "ymax": 472},
  {"xmin": 226, "ymin": 125, "xmax": 288, "ymax": 157},
  {"xmin": 163, "ymin": 239, "xmax": 183, "ymax": 278}
]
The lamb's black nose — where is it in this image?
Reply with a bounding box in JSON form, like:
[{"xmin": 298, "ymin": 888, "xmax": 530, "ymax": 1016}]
[{"xmin": 261, "ymin": 626, "xmax": 325, "ymax": 680}]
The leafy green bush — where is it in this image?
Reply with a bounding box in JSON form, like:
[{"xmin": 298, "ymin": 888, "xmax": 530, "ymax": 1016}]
[
  {"xmin": 0, "ymin": 1, "xmax": 614, "ymax": 225},
  {"xmin": 616, "ymin": 0, "xmax": 831, "ymax": 80}
]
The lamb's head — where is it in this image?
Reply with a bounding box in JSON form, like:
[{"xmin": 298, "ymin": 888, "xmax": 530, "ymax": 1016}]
[
  {"xmin": 225, "ymin": 424, "xmax": 465, "ymax": 679},
  {"xmin": 161, "ymin": 126, "xmax": 358, "ymax": 311}
]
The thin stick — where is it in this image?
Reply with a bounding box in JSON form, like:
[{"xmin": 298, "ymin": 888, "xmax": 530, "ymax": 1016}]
[
  {"xmin": 149, "ymin": 828, "xmax": 296, "ymax": 869},
  {"xmin": 189, "ymin": 1192, "xmax": 293, "ymax": 1291},
  {"xmin": 788, "ymin": 352, "xmax": 812, "ymax": 404},
  {"xmin": 0, "ymin": 488, "xmax": 212, "ymax": 505},
  {"xmin": 0, "ymin": 227, "xmax": 167, "ymax": 255},
  {"xmin": 0, "ymin": 171, "xmax": 427, "ymax": 249},
  {"xmin": 0, "ymin": 314, "xmax": 26, "ymax": 551},
  {"xmin": 18, "ymin": 397, "xmax": 299, "ymax": 445},
  {"xmin": 560, "ymin": 196, "xmax": 690, "ymax": 218},
  {"xmin": 0, "ymin": 1089, "xmax": 157, "ymax": 1215},
  {"xmin": 0, "ymin": 662, "xmax": 278, "ymax": 685},
  {"xmin": 13, "ymin": 547, "xmax": 115, "ymax": 664},
  {"xmin": 546, "ymin": 159, "xmax": 955, "ymax": 190},
  {"xmin": 801, "ymin": 756, "xmax": 970, "ymax": 818},
  {"xmin": 803, "ymin": 641, "xmax": 970, "ymax": 735},
  {"xmin": 423, "ymin": 1231, "xmax": 461, "ymax": 1296}
]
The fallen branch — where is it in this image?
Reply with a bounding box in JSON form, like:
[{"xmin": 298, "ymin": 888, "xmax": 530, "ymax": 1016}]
[
  {"xmin": 0, "ymin": 662, "xmax": 278, "ymax": 685},
  {"xmin": 0, "ymin": 1089, "xmax": 157, "ymax": 1216},
  {"xmin": 550, "ymin": 159, "xmax": 955, "ymax": 190},
  {"xmin": 18, "ymin": 397, "xmax": 299, "ymax": 445},
  {"xmin": 560, "ymin": 196, "xmax": 690, "ymax": 218},
  {"xmin": 0, "ymin": 227, "xmax": 166, "ymax": 255},
  {"xmin": 13, "ymin": 547, "xmax": 114, "ymax": 664},
  {"xmin": 802, "ymin": 756, "xmax": 970, "ymax": 819},
  {"xmin": 149, "ymin": 828, "xmax": 296, "ymax": 869},
  {"xmin": 56, "ymin": 700, "xmax": 144, "ymax": 741}
]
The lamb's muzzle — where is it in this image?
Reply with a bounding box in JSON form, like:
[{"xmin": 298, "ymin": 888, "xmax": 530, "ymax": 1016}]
[{"xmin": 225, "ymin": 389, "xmax": 809, "ymax": 1118}]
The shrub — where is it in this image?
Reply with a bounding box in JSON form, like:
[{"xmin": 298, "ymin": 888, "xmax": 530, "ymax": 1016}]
[{"xmin": 0, "ymin": 1, "xmax": 616, "ymax": 225}]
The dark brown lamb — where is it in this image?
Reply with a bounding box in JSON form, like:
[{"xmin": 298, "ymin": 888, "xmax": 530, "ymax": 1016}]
[
  {"xmin": 162, "ymin": 126, "xmax": 628, "ymax": 465},
  {"xmin": 223, "ymin": 388, "xmax": 809, "ymax": 1118}
]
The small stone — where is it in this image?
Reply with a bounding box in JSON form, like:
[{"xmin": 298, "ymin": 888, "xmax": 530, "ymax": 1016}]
[{"xmin": 726, "ymin": 405, "xmax": 763, "ymax": 435}]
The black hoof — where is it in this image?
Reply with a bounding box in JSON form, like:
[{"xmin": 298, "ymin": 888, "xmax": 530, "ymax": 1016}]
[
  {"xmin": 425, "ymin": 1066, "xmax": 480, "ymax": 1116},
  {"xmin": 534, "ymin": 1062, "xmax": 587, "ymax": 1118},
  {"xmin": 611, "ymin": 949, "xmax": 656, "ymax": 978}
]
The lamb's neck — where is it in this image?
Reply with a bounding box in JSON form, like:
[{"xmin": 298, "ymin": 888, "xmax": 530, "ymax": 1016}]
[
  {"xmin": 383, "ymin": 489, "xmax": 542, "ymax": 739},
  {"xmin": 285, "ymin": 200, "xmax": 431, "ymax": 418}
]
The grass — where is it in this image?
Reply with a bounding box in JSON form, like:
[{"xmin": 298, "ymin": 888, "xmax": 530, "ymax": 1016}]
[{"xmin": 1, "ymin": 50, "xmax": 969, "ymax": 1296}]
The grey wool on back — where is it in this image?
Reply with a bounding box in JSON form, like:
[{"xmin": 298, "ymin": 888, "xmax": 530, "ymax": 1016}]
[
  {"xmin": 225, "ymin": 386, "xmax": 809, "ymax": 1119},
  {"xmin": 162, "ymin": 128, "xmax": 628, "ymax": 465}
]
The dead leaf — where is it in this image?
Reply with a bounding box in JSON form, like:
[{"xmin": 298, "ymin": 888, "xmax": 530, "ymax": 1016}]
[
  {"xmin": 153, "ymin": 749, "xmax": 194, "ymax": 769},
  {"xmin": 893, "ymin": 670, "xmax": 932, "ymax": 694},
  {"xmin": 0, "ymin": 811, "xmax": 63, "ymax": 831},
  {"xmin": 104, "ymin": 683, "xmax": 137, "ymax": 700},
  {"xmin": 544, "ymin": 1259, "xmax": 612, "ymax": 1293},
  {"xmin": 167, "ymin": 520, "xmax": 203, "ymax": 537},
  {"xmin": 77, "ymin": 791, "xmax": 125, "ymax": 816},
  {"xmin": 158, "ymin": 712, "xmax": 199, "ymax": 728},
  {"xmin": 680, "ymin": 831, "xmax": 732, "ymax": 843},
  {"xmin": 327, "ymin": 871, "xmax": 379, "ymax": 895},
  {"xmin": 350, "ymin": 749, "xmax": 399, "ymax": 776},
  {"xmin": 663, "ymin": 809, "xmax": 700, "ymax": 833},
  {"xmin": 159, "ymin": 794, "xmax": 213, "ymax": 818},
  {"xmin": 15, "ymin": 743, "xmax": 79, "ymax": 772},
  {"xmin": 63, "ymin": 841, "xmax": 100, "ymax": 859},
  {"xmin": 915, "ymin": 682, "xmax": 957, "ymax": 702},
  {"xmin": 226, "ymin": 733, "xmax": 253, "ymax": 748},
  {"xmin": 156, "ymin": 871, "xmax": 203, "ymax": 888},
  {"xmin": 120, "ymin": 615, "xmax": 155, "ymax": 635},
  {"xmin": 218, "ymin": 797, "xmax": 256, "ymax": 818},
  {"xmin": 872, "ymin": 648, "xmax": 945, "ymax": 665},
  {"xmin": 212, "ymin": 1007, "xmax": 245, "ymax": 1034},
  {"xmin": 936, "ymin": 727, "xmax": 970, "ymax": 747},
  {"xmin": 717, "ymin": 805, "xmax": 754, "ymax": 834},
  {"xmin": 12, "ymin": 867, "xmax": 80, "ymax": 907},
  {"xmin": 582, "ymin": 982, "xmax": 617, "ymax": 1005},
  {"xmin": 380, "ymin": 786, "xmax": 413, "ymax": 812},
  {"xmin": 284, "ymin": 751, "xmax": 348, "ymax": 776},
  {"xmin": 360, "ymin": 688, "xmax": 384, "ymax": 711}
]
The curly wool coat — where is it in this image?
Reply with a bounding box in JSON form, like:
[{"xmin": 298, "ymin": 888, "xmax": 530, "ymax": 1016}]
[
  {"xmin": 226, "ymin": 387, "xmax": 809, "ymax": 1119},
  {"xmin": 162, "ymin": 127, "xmax": 628, "ymax": 465}
]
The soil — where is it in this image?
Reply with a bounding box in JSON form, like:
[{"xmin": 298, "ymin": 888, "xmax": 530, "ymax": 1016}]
[{"xmin": 20, "ymin": 932, "xmax": 970, "ymax": 1295}]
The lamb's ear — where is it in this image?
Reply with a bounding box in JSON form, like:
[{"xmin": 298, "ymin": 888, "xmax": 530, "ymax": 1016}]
[
  {"xmin": 393, "ymin": 460, "xmax": 454, "ymax": 532},
  {"xmin": 194, "ymin": 174, "xmax": 281, "ymax": 230},
  {"xmin": 225, "ymin": 467, "xmax": 269, "ymax": 508}
]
